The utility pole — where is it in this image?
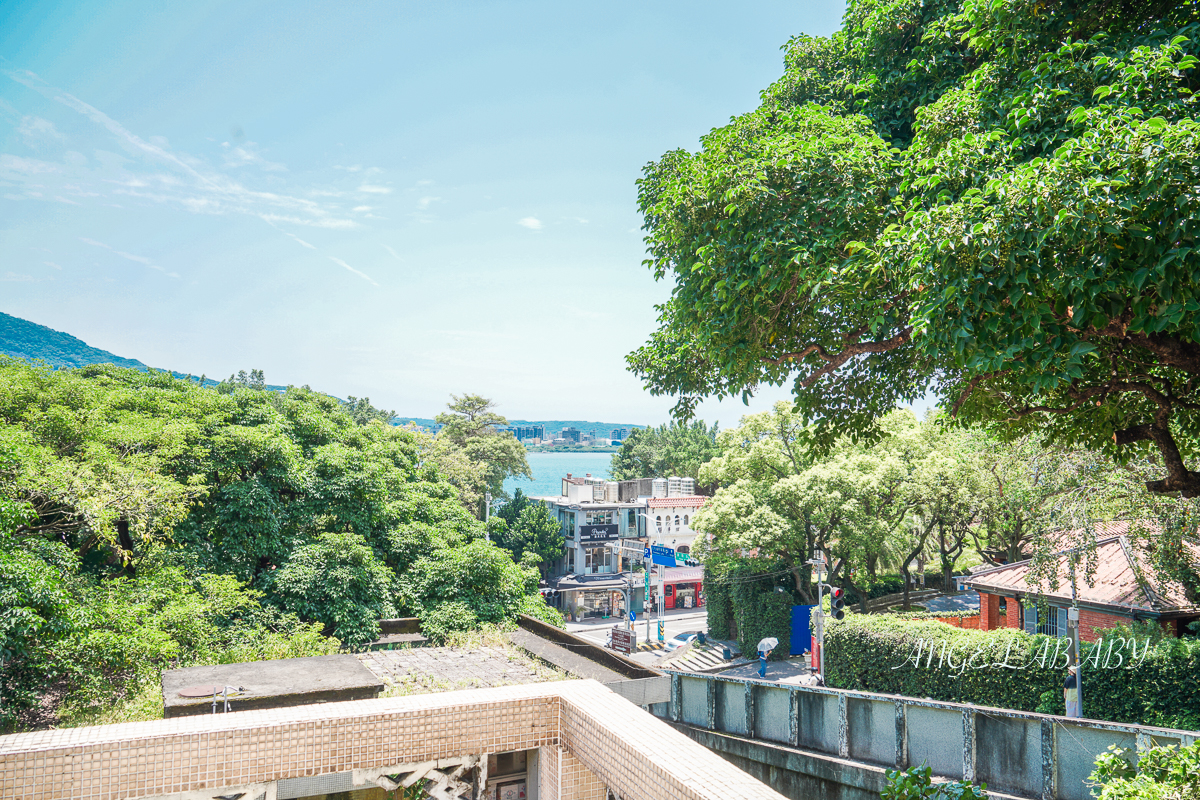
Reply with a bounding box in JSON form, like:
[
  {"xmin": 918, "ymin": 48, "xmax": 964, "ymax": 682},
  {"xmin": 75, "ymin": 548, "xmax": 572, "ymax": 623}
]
[
  {"xmin": 808, "ymin": 552, "xmax": 827, "ymax": 678},
  {"xmin": 1069, "ymin": 561, "xmax": 1083, "ymax": 718}
]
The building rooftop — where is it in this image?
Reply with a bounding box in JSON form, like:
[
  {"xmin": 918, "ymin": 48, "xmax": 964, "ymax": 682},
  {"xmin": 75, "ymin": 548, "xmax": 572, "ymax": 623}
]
[
  {"xmin": 964, "ymin": 522, "xmax": 1200, "ymax": 616},
  {"xmin": 647, "ymin": 496, "xmax": 708, "ymax": 508}
]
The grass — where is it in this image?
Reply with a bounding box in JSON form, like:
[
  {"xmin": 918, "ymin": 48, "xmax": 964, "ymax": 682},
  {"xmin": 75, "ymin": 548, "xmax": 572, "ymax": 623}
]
[{"xmin": 56, "ymin": 682, "xmax": 164, "ymax": 729}]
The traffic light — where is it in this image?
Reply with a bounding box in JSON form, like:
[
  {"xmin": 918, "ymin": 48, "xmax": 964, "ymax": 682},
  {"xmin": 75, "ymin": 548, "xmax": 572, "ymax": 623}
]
[
  {"xmin": 830, "ymin": 587, "xmax": 846, "ymax": 620},
  {"xmin": 683, "ymin": 557, "xmax": 700, "ymax": 567}
]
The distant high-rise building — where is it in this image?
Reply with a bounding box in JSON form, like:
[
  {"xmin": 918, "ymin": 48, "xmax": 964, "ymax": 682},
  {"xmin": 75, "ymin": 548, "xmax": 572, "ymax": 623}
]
[
  {"xmin": 562, "ymin": 427, "xmax": 581, "ymax": 443},
  {"xmin": 610, "ymin": 427, "xmax": 630, "ymax": 441},
  {"xmin": 512, "ymin": 425, "xmax": 545, "ymax": 441}
]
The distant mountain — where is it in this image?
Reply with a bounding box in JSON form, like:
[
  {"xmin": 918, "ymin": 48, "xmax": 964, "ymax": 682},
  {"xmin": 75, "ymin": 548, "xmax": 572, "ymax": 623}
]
[
  {"xmin": 0, "ymin": 312, "xmax": 287, "ymax": 390},
  {"xmin": 395, "ymin": 417, "xmax": 645, "ymax": 435},
  {"xmin": 0, "ymin": 311, "xmax": 148, "ymax": 370}
]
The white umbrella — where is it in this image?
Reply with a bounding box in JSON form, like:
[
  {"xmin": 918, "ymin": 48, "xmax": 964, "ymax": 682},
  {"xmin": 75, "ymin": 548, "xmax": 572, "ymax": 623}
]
[{"xmin": 757, "ymin": 637, "xmax": 779, "ymax": 653}]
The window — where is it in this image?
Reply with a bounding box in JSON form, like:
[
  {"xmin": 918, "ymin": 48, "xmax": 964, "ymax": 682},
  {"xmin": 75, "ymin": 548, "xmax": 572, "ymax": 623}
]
[
  {"xmin": 675, "ymin": 515, "xmax": 681, "ymax": 528},
  {"xmin": 586, "ymin": 510, "xmax": 613, "ymax": 525},
  {"xmin": 584, "ymin": 547, "xmax": 612, "ymax": 574},
  {"xmin": 1024, "ymin": 602, "xmax": 1064, "ymax": 636},
  {"xmin": 684, "ymin": 514, "xmax": 689, "ymax": 527},
  {"xmin": 656, "ymin": 515, "xmax": 663, "ymax": 531}
]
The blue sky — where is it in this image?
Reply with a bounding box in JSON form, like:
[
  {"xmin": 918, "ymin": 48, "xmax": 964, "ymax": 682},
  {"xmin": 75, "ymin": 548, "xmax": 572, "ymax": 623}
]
[{"xmin": 0, "ymin": 0, "xmax": 848, "ymax": 426}]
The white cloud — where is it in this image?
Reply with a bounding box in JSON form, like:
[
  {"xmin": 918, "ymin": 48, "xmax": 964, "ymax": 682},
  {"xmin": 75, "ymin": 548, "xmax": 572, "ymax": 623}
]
[
  {"xmin": 223, "ymin": 143, "xmax": 287, "ymax": 172},
  {"xmin": 418, "ymin": 196, "xmax": 439, "ymax": 209},
  {"xmin": 518, "ymin": 217, "xmax": 543, "ymax": 230},
  {"xmin": 2, "ymin": 272, "xmax": 37, "ymax": 282},
  {"xmin": 2, "ymin": 69, "xmax": 356, "ymax": 230},
  {"xmin": 285, "ymin": 232, "xmax": 316, "ymax": 249},
  {"xmin": 352, "ymin": 205, "xmax": 372, "ymax": 212},
  {"xmin": 383, "ymin": 245, "xmax": 402, "ymax": 260},
  {"xmin": 17, "ymin": 116, "xmax": 66, "ymax": 147},
  {"xmin": 0, "ymin": 154, "xmax": 59, "ymax": 175},
  {"xmin": 44, "ymin": 261, "xmax": 62, "ymax": 269},
  {"xmin": 358, "ymin": 184, "xmax": 392, "ymax": 194},
  {"xmin": 329, "ymin": 256, "xmax": 380, "ymax": 287}
]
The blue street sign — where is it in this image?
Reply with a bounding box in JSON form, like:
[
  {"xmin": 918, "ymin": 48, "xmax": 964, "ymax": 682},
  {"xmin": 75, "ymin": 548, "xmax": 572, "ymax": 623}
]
[
  {"xmin": 651, "ymin": 544, "xmax": 676, "ymax": 567},
  {"xmin": 643, "ymin": 547, "xmax": 651, "ymax": 559},
  {"xmin": 629, "ymin": 610, "xmax": 636, "ymax": 622}
]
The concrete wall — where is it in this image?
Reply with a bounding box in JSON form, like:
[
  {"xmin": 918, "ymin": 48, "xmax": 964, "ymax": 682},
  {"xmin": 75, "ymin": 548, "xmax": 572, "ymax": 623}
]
[{"xmin": 656, "ymin": 672, "xmax": 1199, "ymax": 800}]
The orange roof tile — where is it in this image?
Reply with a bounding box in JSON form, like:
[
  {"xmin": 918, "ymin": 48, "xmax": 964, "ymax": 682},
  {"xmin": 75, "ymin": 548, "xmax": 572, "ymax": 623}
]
[{"xmin": 646, "ymin": 496, "xmax": 708, "ymax": 509}]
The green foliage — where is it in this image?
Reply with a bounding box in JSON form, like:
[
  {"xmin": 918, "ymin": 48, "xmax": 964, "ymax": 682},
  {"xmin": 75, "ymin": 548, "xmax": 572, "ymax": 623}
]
[
  {"xmin": 883, "ymin": 765, "xmax": 987, "ymax": 800},
  {"xmin": 1089, "ymin": 741, "xmax": 1200, "ymax": 800},
  {"xmin": 706, "ymin": 557, "xmax": 794, "ymax": 659},
  {"xmin": 0, "ymin": 540, "xmax": 72, "ymax": 730},
  {"xmin": 825, "ymin": 614, "xmax": 1200, "ymax": 728},
  {"xmin": 267, "ymin": 532, "xmax": 397, "ymax": 646},
  {"xmin": 0, "ymin": 360, "xmax": 552, "ymax": 729},
  {"xmin": 703, "ymin": 563, "xmax": 734, "ymax": 640},
  {"xmin": 631, "ymin": 0, "xmax": 1200, "ymax": 498},
  {"xmin": 493, "ymin": 490, "xmax": 564, "ymax": 576},
  {"xmin": 433, "ymin": 394, "xmax": 532, "ymax": 517},
  {"xmin": 608, "ymin": 420, "xmax": 720, "ymax": 484},
  {"xmin": 401, "ymin": 538, "xmax": 545, "ymax": 644}
]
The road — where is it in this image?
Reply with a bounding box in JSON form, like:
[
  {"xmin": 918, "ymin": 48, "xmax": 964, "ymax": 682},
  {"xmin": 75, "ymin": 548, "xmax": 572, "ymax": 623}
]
[{"xmin": 565, "ymin": 608, "xmax": 709, "ymax": 666}]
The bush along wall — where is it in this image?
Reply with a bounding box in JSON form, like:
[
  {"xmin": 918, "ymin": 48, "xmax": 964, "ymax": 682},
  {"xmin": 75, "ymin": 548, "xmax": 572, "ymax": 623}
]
[
  {"xmin": 823, "ymin": 615, "xmax": 1200, "ymax": 729},
  {"xmin": 703, "ymin": 564, "xmax": 733, "ymax": 640},
  {"xmin": 703, "ymin": 558, "xmax": 793, "ymax": 659}
]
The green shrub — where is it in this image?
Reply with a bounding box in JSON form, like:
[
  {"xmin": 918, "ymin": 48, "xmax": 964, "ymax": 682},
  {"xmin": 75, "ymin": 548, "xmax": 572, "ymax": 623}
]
[
  {"xmin": 420, "ymin": 602, "xmax": 481, "ymax": 645},
  {"xmin": 736, "ymin": 591, "xmax": 792, "ymax": 661},
  {"xmin": 0, "ymin": 542, "xmax": 72, "ymax": 730},
  {"xmin": 267, "ymin": 531, "xmax": 397, "ymax": 647},
  {"xmin": 1089, "ymin": 741, "xmax": 1200, "ymax": 800},
  {"xmin": 882, "ymin": 765, "xmax": 986, "ymax": 800},
  {"xmin": 703, "ymin": 565, "xmax": 733, "ymax": 639},
  {"xmin": 824, "ymin": 614, "xmax": 1200, "ymax": 727}
]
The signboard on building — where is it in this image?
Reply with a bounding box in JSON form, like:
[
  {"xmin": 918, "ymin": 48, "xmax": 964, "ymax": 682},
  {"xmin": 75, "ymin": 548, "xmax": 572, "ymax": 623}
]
[
  {"xmin": 579, "ymin": 524, "xmax": 619, "ymax": 542},
  {"xmin": 610, "ymin": 627, "xmax": 636, "ymax": 655}
]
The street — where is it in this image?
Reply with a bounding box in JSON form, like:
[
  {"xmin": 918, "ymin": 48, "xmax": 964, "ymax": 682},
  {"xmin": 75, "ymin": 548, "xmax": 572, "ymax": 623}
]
[{"xmin": 565, "ymin": 607, "xmax": 709, "ymax": 666}]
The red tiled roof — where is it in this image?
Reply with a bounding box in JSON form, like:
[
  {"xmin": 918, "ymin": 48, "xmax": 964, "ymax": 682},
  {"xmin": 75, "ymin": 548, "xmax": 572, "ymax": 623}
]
[
  {"xmin": 646, "ymin": 496, "xmax": 708, "ymax": 508},
  {"xmin": 965, "ymin": 521, "xmax": 1200, "ymax": 614}
]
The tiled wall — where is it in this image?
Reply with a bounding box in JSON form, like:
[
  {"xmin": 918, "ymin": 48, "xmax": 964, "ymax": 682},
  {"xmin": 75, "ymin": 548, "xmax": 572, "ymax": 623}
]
[{"xmin": 0, "ymin": 681, "xmax": 786, "ymax": 800}]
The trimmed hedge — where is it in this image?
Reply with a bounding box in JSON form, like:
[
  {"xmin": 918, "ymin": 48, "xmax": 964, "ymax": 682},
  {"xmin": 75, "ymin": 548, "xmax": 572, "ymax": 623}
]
[
  {"xmin": 735, "ymin": 591, "xmax": 791, "ymax": 661},
  {"xmin": 824, "ymin": 615, "xmax": 1200, "ymax": 729}
]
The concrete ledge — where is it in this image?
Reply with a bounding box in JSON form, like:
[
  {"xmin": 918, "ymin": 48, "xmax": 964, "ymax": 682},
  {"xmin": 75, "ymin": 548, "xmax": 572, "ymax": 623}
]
[
  {"xmin": 515, "ymin": 615, "xmax": 660, "ymax": 680},
  {"xmin": 162, "ymin": 654, "xmax": 383, "ymax": 718}
]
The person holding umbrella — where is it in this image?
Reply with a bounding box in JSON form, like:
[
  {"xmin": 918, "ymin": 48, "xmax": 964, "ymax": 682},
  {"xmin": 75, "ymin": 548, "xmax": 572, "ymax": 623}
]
[{"xmin": 757, "ymin": 637, "xmax": 778, "ymax": 678}]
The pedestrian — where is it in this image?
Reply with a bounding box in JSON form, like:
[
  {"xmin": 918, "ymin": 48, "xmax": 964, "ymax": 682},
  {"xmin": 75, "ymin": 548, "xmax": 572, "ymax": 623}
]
[
  {"xmin": 1064, "ymin": 664, "xmax": 1079, "ymax": 718},
  {"xmin": 758, "ymin": 647, "xmax": 772, "ymax": 677}
]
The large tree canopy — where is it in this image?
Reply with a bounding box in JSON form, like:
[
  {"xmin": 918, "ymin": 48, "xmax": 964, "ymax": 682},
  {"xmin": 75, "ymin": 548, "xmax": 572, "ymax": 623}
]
[{"xmin": 630, "ymin": 0, "xmax": 1200, "ymax": 495}]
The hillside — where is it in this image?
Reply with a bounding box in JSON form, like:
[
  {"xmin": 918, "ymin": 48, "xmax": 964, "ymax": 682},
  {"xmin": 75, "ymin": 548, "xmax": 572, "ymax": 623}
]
[
  {"xmin": 0, "ymin": 311, "xmax": 147, "ymax": 370},
  {"xmin": 0, "ymin": 311, "xmax": 290, "ymax": 390}
]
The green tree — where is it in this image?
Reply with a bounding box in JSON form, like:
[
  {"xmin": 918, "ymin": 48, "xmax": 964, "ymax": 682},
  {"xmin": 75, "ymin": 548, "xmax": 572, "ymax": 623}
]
[
  {"xmin": 629, "ymin": 0, "xmax": 1200, "ymax": 497},
  {"xmin": 434, "ymin": 394, "xmax": 531, "ymax": 517},
  {"xmin": 267, "ymin": 531, "xmax": 397, "ymax": 647},
  {"xmin": 608, "ymin": 420, "xmax": 720, "ymax": 484},
  {"xmin": 695, "ymin": 404, "xmax": 925, "ymax": 606},
  {"xmin": 493, "ymin": 490, "xmax": 563, "ymax": 577}
]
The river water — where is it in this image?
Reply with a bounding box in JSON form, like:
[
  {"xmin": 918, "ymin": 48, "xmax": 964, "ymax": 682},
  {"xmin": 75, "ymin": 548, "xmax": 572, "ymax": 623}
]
[{"xmin": 503, "ymin": 451, "xmax": 614, "ymax": 498}]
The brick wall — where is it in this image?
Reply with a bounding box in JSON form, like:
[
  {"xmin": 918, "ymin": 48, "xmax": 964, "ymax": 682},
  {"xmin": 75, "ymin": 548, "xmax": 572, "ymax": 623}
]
[
  {"xmin": 979, "ymin": 592, "xmax": 1000, "ymax": 631},
  {"xmin": 1078, "ymin": 607, "xmax": 1134, "ymax": 641},
  {"xmin": 1005, "ymin": 597, "xmax": 1021, "ymax": 629}
]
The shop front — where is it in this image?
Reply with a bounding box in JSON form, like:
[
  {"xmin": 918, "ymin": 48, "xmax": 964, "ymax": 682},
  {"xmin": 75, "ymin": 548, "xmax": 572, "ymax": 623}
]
[
  {"xmin": 662, "ymin": 566, "xmax": 705, "ymax": 610},
  {"xmin": 550, "ymin": 573, "xmax": 641, "ymax": 623}
]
